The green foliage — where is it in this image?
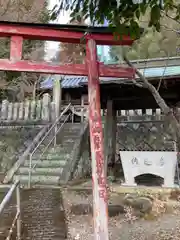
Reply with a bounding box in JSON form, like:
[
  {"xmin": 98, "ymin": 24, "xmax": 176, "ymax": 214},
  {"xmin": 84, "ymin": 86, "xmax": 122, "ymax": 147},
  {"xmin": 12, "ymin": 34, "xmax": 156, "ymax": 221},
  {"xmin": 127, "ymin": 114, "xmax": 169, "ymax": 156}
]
[
  {"xmin": 51, "ymin": 0, "xmax": 180, "ymax": 37},
  {"xmin": 109, "ymin": 13, "xmax": 180, "ymax": 60}
]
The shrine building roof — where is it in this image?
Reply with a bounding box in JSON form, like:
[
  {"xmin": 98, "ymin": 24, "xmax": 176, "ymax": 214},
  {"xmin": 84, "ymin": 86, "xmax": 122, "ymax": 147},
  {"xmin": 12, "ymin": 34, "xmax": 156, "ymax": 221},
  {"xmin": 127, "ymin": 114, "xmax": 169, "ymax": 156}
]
[{"xmin": 40, "ymin": 65, "xmax": 180, "ymax": 89}]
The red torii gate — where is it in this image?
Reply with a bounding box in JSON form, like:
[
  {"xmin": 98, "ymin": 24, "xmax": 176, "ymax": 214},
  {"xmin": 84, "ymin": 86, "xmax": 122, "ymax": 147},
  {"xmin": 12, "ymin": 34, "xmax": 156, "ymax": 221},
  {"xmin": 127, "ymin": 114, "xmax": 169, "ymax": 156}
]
[{"xmin": 0, "ymin": 21, "xmax": 135, "ymax": 240}]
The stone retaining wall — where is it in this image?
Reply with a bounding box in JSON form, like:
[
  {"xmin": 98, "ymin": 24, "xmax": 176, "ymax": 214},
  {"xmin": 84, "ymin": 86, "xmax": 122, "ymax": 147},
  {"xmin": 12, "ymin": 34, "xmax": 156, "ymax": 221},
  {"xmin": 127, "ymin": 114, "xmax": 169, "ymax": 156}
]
[{"xmin": 0, "ymin": 127, "xmax": 40, "ymax": 181}]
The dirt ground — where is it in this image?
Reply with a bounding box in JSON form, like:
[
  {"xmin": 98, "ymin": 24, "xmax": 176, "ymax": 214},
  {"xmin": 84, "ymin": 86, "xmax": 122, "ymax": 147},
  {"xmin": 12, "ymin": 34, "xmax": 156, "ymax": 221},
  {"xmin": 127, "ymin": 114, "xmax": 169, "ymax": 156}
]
[{"xmin": 63, "ymin": 189, "xmax": 180, "ymax": 240}]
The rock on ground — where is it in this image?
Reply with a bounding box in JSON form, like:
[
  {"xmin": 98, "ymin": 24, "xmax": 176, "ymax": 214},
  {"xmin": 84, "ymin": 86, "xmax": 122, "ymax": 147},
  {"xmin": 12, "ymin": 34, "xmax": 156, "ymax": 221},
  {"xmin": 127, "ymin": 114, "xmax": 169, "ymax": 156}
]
[{"xmin": 63, "ymin": 190, "xmax": 180, "ymax": 240}]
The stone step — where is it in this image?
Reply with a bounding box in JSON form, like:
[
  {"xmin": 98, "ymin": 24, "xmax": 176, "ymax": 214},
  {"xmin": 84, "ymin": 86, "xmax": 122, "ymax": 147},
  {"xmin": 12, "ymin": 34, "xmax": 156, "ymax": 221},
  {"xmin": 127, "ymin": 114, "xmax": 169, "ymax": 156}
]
[
  {"xmin": 32, "ymin": 153, "xmax": 71, "ymax": 160},
  {"xmin": 31, "ymin": 142, "xmax": 74, "ymax": 151},
  {"xmin": 14, "ymin": 175, "xmax": 60, "ymax": 185},
  {"xmin": 59, "ymin": 129, "xmax": 79, "ymax": 134},
  {"xmin": 62, "ymin": 135, "xmax": 79, "ymax": 139},
  {"xmin": 24, "ymin": 159, "xmax": 67, "ymax": 168},
  {"xmin": 59, "ymin": 139, "xmax": 78, "ymax": 145},
  {"xmin": 18, "ymin": 167, "xmax": 63, "ymax": 175},
  {"xmin": 63, "ymin": 123, "xmax": 82, "ymax": 128},
  {"xmin": 47, "ymin": 146, "xmax": 66, "ymax": 153},
  {"xmin": 0, "ymin": 188, "xmax": 68, "ymax": 240},
  {"xmin": 47, "ymin": 145, "xmax": 75, "ymax": 153},
  {"xmin": 57, "ymin": 144, "xmax": 75, "ymax": 149},
  {"xmin": 30, "ymin": 145, "xmax": 64, "ymax": 153}
]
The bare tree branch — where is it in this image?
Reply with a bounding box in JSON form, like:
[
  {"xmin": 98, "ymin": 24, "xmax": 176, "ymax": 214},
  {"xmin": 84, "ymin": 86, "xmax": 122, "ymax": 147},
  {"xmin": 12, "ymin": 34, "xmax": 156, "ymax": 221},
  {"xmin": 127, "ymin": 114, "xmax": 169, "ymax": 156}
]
[
  {"xmin": 124, "ymin": 54, "xmax": 170, "ymax": 113},
  {"xmin": 123, "ymin": 53, "xmax": 180, "ymax": 141},
  {"xmin": 161, "ymin": 24, "xmax": 180, "ymax": 34},
  {"xmin": 157, "ymin": 53, "xmax": 170, "ymax": 91},
  {"xmin": 162, "ymin": 11, "xmax": 180, "ymax": 25},
  {"xmin": 130, "ymin": 79, "xmax": 144, "ymax": 88},
  {"xmin": 0, "ymin": 0, "xmax": 11, "ymax": 17}
]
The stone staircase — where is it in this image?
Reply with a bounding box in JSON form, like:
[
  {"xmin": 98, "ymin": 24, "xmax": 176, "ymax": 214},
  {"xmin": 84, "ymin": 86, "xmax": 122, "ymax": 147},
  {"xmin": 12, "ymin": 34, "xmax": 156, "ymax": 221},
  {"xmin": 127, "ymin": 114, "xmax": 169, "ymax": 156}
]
[
  {"xmin": 21, "ymin": 188, "xmax": 67, "ymax": 240},
  {"xmin": 13, "ymin": 123, "xmax": 88, "ymax": 186},
  {"xmin": 0, "ymin": 188, "xmax": 67, "ymax": 240}
]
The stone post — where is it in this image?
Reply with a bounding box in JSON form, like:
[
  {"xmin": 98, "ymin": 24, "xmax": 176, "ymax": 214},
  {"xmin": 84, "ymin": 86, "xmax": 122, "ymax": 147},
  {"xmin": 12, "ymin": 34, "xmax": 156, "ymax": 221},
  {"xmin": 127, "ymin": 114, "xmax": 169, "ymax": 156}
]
[
  {"xmin": 53, "ymin": 76, "xmax": 61, "ymax": 121},
  {"xmin": 19, "ymin": 102, "xmax": 24, "ymax": 120},
  {"xmin": 24, "ymin": 99, "xmax": 30, "ymax": 120},
  {"xmin": 13, "ymin": 102, "xmax": 19, "ymax": 121},
  {"xmin": 1, "ymin": 100, "xmax": 9, "ymax": 120},
  {"xmin": 36, "ymin": 100, "xmax": 42, "ymax": 120},
  {"xmin": 30, "ymin": 100, "xmax": 36, "ymax": 120},
  {"xmin": 7, "ymin": 102, "xmax": 13, "ymax": 121},
  {"xmin": 42, "ymin": 93, "xmax": 51, "ymax": 121}
]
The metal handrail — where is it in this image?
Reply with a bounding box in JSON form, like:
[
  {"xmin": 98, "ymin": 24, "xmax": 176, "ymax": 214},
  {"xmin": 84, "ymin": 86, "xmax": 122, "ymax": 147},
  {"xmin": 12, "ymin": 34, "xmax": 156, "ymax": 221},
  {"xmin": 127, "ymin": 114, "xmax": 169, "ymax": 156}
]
[
  {"xmin": 0, "ymin": 180, "xmax": 21, "ymax": 240},
  {"xmin": 30, "ymin": 103, "xmax": 71, "ymax": 157},
  {"xmin": 28, "ymin": 103, "xmax": 72, "ymax": 188},
  {"xmin": 32, "ymin": 113, "xmax": 71, "ymax": 167}
]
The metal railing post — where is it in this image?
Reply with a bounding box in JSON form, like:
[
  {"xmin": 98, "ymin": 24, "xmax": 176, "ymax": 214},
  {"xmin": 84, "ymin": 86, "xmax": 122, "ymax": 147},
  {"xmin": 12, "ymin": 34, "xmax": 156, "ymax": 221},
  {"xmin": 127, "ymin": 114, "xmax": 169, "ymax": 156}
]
[
  {"xmin": 54, "ymin": 124, "xmax": 57, "ymax": 147},
  {"xmin": 0, "ymin": 181, "xmax": 19, "ymax": 214},
  {"xmin": 16, "ymin": 185, "xmax": 21, "ymax": 240},
  {"xmin": 28, "ymin": 154, "xmax": 32, "ymax": 189},
  {"xmin": 0, "ymin": 181, "xmax": 21, "ymax": 240},
  {"xmin": 26, "ymin": 103, "xmax": 72, "ymax": 187},
  {"xmin": 72, "ymin": 106, "xmax": 74, "ymax": 123}
]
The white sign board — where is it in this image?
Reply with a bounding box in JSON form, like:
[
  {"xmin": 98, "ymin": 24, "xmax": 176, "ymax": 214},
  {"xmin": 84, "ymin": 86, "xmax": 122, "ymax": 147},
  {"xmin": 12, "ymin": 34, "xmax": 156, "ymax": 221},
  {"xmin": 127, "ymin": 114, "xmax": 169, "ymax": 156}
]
[{"xmin": 120, "ymin": 151, "xmax": 177, "ymax": 188}]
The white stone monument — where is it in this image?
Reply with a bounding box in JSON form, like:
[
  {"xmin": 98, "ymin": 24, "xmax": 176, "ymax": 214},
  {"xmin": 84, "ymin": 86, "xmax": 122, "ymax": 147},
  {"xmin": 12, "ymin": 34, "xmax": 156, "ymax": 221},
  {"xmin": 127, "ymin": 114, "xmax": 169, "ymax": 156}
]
[{"xmin": 120, "ymin": 151, "xmax": 177, "ymax": 188}]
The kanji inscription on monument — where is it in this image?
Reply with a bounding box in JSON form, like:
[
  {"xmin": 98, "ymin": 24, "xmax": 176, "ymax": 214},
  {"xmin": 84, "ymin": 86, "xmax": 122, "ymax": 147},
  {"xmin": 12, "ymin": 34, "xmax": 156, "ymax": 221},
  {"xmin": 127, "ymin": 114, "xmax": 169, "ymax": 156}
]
[{"xmin": 131, "ymin": 157, "xmax": 139, "ymax": 165}]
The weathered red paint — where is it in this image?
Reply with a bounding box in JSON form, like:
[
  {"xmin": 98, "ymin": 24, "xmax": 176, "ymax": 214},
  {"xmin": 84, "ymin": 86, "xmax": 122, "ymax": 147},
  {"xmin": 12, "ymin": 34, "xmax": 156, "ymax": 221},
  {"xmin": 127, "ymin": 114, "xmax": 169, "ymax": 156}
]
[
  {"xmin": 86, "ymin": 38, "xmax": 109, "ymax": 240},
  {"xmin": 10, "ymin": 36, "xmax": 23, "ymax": 62},
  {"xmin": 0, "ymin": 22, "xmax": 135, "ymax": 79},
  {"xmin": 0, "ymin": 22, "xmax": 136, "ymax": 240},
  {"xmin": 0, "ymin": 60, "xmax": 87, "ymax": 75},
  {"xmin": 0, "ymin": 22, "xmax": 133, "ymax": 45},
  {"xmin": 0, "ymin": 59, "xmax": 135, "ymax": 78},
  {"xmin": 99, "ymin": 64, "xmax": 135, "ymax": 78}
]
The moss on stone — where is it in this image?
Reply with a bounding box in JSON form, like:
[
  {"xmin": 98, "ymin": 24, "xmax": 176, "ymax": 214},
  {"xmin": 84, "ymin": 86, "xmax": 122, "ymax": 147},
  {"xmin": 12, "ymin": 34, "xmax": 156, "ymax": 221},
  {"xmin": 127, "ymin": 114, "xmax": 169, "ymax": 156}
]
[{"xmin": 0, "ymin": 127, "xmax": 40, "ymax": 177}]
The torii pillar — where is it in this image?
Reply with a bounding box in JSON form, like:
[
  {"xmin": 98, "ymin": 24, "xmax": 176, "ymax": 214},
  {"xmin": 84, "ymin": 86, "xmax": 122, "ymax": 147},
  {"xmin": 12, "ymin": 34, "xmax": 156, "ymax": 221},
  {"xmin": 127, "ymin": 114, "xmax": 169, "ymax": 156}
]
[
  {"xmin": 86, "ymin": 38, "xmax": 109, "ymax": 239},
  {"xmin": 86, "ymin": 35, "xmax": 135, "ymax": 239}
]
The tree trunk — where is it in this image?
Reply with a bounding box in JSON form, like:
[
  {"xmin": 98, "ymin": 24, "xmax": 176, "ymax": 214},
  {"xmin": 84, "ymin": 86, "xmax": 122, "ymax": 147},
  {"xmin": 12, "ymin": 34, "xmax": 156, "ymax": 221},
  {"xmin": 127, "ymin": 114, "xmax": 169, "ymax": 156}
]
[{"xmin": 124, "ymin": 55, "xmax": 180, "ymax": 144}]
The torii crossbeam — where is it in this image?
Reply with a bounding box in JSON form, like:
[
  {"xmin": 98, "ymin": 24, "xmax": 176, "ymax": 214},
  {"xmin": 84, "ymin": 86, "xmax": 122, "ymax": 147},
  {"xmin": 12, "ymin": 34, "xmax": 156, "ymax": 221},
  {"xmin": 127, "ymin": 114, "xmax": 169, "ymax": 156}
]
[{"xmin": 0, "ymin": 21, "xmax": 136, "ymax": 240}]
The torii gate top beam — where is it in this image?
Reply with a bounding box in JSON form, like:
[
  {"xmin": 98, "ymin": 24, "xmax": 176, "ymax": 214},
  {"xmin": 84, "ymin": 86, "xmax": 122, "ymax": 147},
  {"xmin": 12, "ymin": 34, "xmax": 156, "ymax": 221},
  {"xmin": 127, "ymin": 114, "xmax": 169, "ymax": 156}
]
[
  {"xmin": 0, "ymin": 21, "xmax": 136, "ymax": 45},
  {"xmin": 0, "ymin": 21, "xmax": 139, "ymax": 78}
]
